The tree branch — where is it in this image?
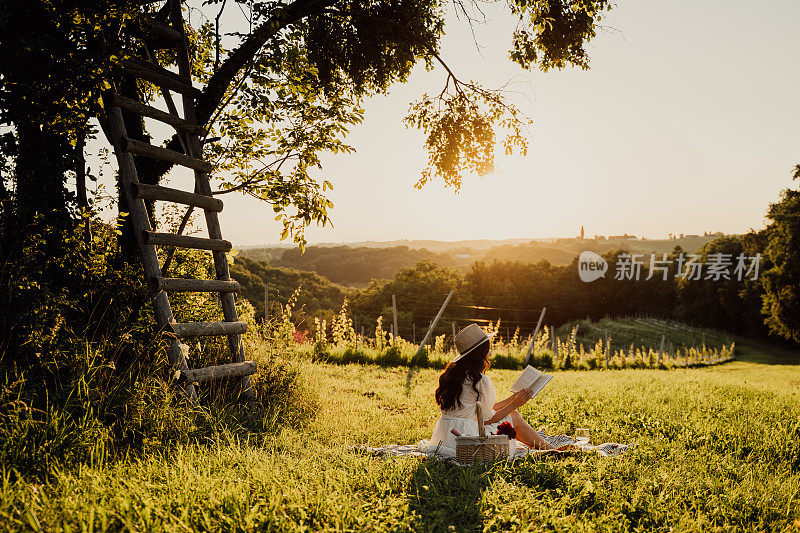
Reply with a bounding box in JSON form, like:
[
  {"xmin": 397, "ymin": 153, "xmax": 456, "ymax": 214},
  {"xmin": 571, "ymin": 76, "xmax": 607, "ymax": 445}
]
[
  {"xmin": 139, "ymin": 0, "xmax": 338, "ymax": 185},
  {"xmin": 196, "ymin": 0, "xmax": 338, "ymax": 125}
]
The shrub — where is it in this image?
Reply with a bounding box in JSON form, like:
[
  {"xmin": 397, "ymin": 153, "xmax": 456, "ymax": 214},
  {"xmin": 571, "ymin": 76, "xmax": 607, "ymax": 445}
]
[
  {"xmin": 377, "ymin": 345, "xmax": 405, "ymax": 366},
  {"xmin": 491, "ymin": 353, "xmax": 523, "ymax": 370},
  {"xmin": 530, "ymin": 350, "xmax": 554, "ymax": 370},
  {"xmin": 409, "ymin": 346, "xmax": 429, "ymax": 367},
  {"xmin": 0, "ymin": 214, "xmax": 316, "ymax": 480}
]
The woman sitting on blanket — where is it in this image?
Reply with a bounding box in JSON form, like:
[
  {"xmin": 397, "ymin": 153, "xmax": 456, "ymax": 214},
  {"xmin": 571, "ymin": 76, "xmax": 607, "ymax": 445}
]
[{"xmin": 419, "ymin": 323, "xmax": 571, "ymax": 457}]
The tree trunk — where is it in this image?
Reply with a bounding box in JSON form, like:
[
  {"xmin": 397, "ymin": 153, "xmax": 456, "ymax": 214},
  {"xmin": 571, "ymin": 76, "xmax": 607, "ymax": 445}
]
[
  {"xmin": 75, "ymin": 135, "xmax": 92, "ymax": 245},
  {"xmin": 75, "ymin": 135, "xmax": 88, "ymax": 211},
  {"xmin": 13, "ymin": 120, "xmax": 71, "ymax": 235},
  {"xmin": 0, "ymin": 170, "xmax": 12, "ymax": 266}
]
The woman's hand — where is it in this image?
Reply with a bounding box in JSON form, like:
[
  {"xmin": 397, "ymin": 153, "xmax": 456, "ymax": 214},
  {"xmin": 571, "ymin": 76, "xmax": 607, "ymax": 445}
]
[
  {"xmin": 485, "ymin": 389, "xmax": 535, "ymax": 425},
  {"xmin": 512, "ymin": 389, "xmax": 534, "ymax": 408}
]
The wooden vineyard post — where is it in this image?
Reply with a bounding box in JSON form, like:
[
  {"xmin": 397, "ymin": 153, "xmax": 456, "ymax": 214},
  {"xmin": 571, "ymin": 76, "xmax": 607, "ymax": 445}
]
[
  {"xmin": 658, "ymin": 334, "xmax": 665, "ymax": 363},
  {"xmin": 452, "ymin": 322, "xmax": 457, "ymax": 351},
  {"xmin": 565, "ymin": 326, "xmax": 577, "ymax": 369},
  {"xmin": 570, "ymin": 326, "xmax": 578, "ymax": 354},
  {"xmin": 551, "ymin": 326, "xmax": 558, "ymax": 362},
  {"xmin": 264, "ymin": 286, "xmax": 269, "ymax": 322},
  {"xmin": 415, "ymin": 291, "xmax": 454, "ymax": 360},
  {"xmin": 413, "ymin": 323, "xmax": 416, "ymax": 344},
  {"xmin": 524, "ymin": 307, "xmax": 547, "ymax": 365},
  {"xmin": 605, "ymin": 330, "xmax": 610, "ymax": 367},
  {"xmin": 392, "ymin": 294, "xmax": 399, "ymax": 345}
]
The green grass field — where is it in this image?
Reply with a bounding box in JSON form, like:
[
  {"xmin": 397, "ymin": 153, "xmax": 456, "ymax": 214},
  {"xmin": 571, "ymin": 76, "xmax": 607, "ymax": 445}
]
[{"xmin": 2, "ymin": 339, "xmax": 799, "ymax": 531}]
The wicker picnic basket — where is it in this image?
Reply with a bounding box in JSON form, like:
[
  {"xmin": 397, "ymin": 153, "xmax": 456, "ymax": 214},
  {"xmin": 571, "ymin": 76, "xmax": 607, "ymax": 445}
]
[{"xmin": 455, "ymin": 401, "xmax": 509, "ymax": 464}]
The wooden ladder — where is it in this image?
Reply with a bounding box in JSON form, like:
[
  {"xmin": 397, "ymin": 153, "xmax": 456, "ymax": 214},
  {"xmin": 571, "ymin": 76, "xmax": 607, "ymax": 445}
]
[{"xmin": 102, "ymin": 0, "xmax": 255, "ymax": 402}]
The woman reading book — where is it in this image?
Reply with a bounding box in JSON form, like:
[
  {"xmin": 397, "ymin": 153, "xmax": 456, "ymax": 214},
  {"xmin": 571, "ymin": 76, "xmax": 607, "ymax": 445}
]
[{"xmin": 419, "ymin": 323, "xmax": 564, "ymax": 457}]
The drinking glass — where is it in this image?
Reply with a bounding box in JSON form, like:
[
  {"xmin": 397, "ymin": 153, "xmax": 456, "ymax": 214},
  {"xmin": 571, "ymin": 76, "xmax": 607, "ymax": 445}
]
[{"xmin": 575, "ymin": 428, "xmax": 590, "ymax": 446}]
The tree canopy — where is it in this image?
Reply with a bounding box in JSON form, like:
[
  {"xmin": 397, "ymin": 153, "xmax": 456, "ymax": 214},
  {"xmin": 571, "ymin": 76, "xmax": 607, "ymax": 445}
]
[
  {"xmin": 0, "ymin": 0, "xmax": 613, "ymax": 251},
  {"xmin": 760, "ymin": 169, "xmax": 800, "ymax": 343},
  {"xmin": 2, "ymin": 0, "xmax": 799, "ymax": 354}
]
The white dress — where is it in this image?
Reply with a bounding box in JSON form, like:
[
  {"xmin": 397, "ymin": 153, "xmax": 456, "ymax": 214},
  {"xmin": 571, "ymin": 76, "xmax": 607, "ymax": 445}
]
[{"xmin": 417, "ymin": 373, "xmax": 521, "ymax": 458}]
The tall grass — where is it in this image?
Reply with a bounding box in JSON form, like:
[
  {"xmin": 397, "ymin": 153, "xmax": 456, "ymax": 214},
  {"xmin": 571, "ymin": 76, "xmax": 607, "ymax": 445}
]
[
  {"xmin": 0, "ymin": 217, "xmax": 317, "ymax": 482},
  {"xmin": 294, "ymin": 313, "xmax": 735, "ymax": 371},
  {"xmin": 0, "ymin": 359, "xmax": 798, "ymax": 531},
  {"xmin": 270, "ymin": 298, "xmax": 735, "ymax": 372},
  {"xmin": 0, "ymin": 281, "xmax": 313, "ymax": 482}
]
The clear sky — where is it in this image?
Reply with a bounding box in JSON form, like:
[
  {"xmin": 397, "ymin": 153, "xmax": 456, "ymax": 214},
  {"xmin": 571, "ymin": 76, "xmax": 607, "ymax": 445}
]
[{"xmin": 100, "ymin": 0, "xmax": 800, "ymax": 246}]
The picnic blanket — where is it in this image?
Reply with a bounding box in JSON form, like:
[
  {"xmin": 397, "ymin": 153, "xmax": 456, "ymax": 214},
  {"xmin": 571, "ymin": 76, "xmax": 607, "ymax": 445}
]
[{"xmin": 352, "ymin": 430, "xmax": 631, "ymax": 464}]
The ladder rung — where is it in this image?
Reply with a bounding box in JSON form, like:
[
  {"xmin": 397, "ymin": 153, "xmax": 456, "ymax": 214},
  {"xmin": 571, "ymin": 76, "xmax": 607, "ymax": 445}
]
[
  {"xmin": 182, "ymin": 361, "xmax": 257, "ymax": 384},
  {"xmin": 144, "ymin": 231, "xmax": 232, "ymax": 252},
  {"xmin": 121, "ymin": 58, "xmax": 199, "ymax": 96},
  {"xmin": 170, "ymin": 321, "xmax": 247, "ymax": 338},
  {"xmin": 153, "ymin": 277, "xmax": 240, "ymax": 293},
  {"xmin": 121, "ymin": 137, "xmax": 213, "ymax": 173},
  {"xmin": 132, "ymin": 182, "xmax": 223, "ymax": 212},
  {"xmin": 110, "ymin": 93, "xmax": 204, "ymax": 135}
]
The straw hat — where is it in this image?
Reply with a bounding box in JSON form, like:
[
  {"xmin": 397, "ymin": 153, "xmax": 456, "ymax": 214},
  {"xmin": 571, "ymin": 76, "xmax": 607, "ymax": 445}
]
[{"xmin": 452, "ymin": 323, "xmax": 497, "ymax": 363}]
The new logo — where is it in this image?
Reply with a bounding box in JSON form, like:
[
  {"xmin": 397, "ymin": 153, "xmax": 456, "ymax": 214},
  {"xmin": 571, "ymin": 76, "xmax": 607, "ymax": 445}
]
[{"xmin": 578, "ymin": 251, "xmax": 608, "ymax": 282}]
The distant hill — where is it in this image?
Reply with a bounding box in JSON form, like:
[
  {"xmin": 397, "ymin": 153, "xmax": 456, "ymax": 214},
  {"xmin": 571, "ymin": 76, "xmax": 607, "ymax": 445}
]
[
  {"xmin": 273, "ymin": 245, "xmax": 464, "ymax": 288},
  {"xmin": 239, "ymin": 234, "xmax": 737, "ymax": 288},
  {"xmin": 238, "ymin": 237, "xmax": 537, "ymax": 254},
  {"xmin": 230, "ymin": 256, "xmax": 353, "ymax": 323},
  {"xmin": 482, "ymin": 242, "xmax": 577, "ymax": 265}
]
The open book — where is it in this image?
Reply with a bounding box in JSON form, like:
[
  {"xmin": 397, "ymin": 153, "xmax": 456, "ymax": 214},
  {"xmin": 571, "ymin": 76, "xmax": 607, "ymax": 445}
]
[{"xmin": 509, "ymin": 365, "xmax": 553, "ymax": 398}]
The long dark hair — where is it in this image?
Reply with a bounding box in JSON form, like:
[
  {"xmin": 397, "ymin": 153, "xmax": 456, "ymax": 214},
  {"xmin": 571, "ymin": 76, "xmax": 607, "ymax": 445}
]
[{"xmin": 435, "ymin": 340, "xmax": 490, "ymax": 411}]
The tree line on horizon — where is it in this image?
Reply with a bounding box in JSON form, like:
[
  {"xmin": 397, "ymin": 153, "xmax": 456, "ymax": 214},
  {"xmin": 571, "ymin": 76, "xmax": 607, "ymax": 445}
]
[
  {"xmin": 233, "ymin": 222, "xmax": 800, "ymax": 351},
  {"xmin": 238, "ymin": 233, "xmax": 734, "ymax": 288}
]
